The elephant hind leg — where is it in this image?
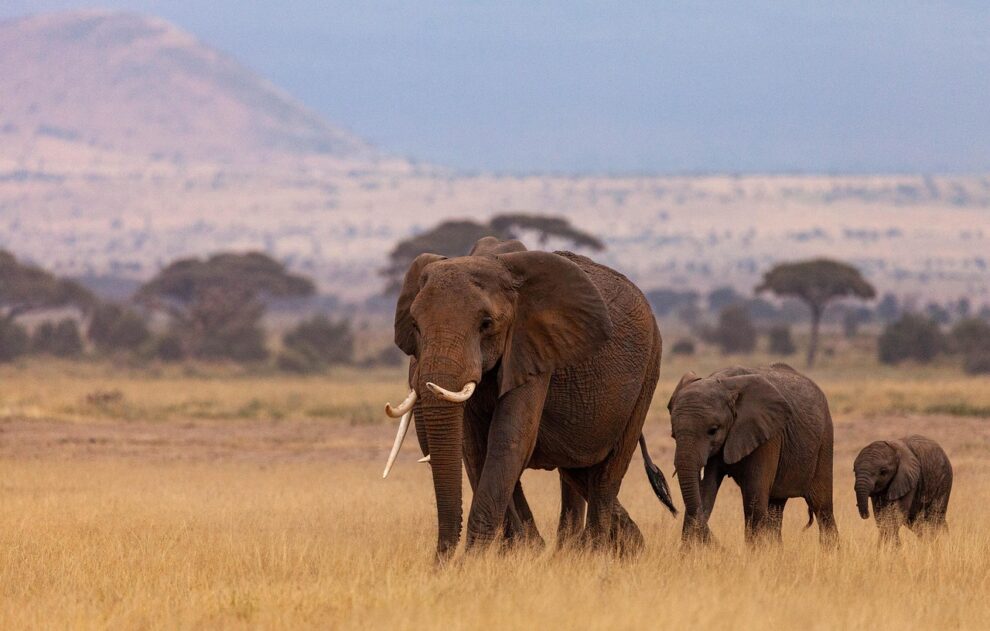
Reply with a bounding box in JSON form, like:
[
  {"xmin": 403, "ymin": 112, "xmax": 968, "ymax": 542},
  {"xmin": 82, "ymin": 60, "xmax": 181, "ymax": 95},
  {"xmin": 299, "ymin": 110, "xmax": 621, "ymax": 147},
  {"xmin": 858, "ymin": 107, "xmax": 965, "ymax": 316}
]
[
  {"xmin": 558, "ymin": 467, "xmax": 642, "ymax": 554},
  {"xmin": 808, "ymin": 430, "xmax": 839, "ymax": 548},
  {"xmin": 609, "ymin": 501, "xmax": 644, "ymax": 555},
  {"xmin": 502, "ymin": 482, "xmax": 545, "ymax": 549},
  {"xmin": 556, "ymin": 471, "xmax": 586, "ymax": 548},
  {"xmin": 767, "ymin": 498, "xmax": 787, "ymax": 543}
]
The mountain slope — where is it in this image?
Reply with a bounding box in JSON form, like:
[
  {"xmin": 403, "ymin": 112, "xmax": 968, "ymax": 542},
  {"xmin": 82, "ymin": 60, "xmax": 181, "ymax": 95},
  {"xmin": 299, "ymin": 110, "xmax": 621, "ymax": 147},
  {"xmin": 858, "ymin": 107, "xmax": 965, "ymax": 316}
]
[{"xmin": 0, "ymin": 10, "xmax": 374, "ymax": 162}]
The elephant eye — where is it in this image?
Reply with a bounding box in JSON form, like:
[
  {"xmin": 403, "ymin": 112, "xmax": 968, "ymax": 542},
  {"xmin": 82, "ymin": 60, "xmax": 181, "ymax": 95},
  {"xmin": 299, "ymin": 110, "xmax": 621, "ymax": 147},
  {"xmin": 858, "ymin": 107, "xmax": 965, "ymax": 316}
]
[
  {"xmin": 707, "ymin": 426, "xmax": 718, "ymax": 436},
  {"xmin": 480, "ymin": 316, "xmax": 494, "ymax": 333},
  {"xmin": 879, "ymin": 468, "xmax": 888, "ymax": 475}
]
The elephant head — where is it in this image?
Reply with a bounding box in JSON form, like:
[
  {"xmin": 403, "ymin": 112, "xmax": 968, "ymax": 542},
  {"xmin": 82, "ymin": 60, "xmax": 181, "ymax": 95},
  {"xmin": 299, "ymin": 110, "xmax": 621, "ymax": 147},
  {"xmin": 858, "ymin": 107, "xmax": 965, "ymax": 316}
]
[
  {"xmin": 384, "ymin": 238, "xmax": 613, "ymax": 558},
  {"xmin": 667, "ymin": 371, "xmax": 792, "ymax": 540},
  {"xmin": 853, "ymin": 440, "xmax": 920, "ymax": 519}
]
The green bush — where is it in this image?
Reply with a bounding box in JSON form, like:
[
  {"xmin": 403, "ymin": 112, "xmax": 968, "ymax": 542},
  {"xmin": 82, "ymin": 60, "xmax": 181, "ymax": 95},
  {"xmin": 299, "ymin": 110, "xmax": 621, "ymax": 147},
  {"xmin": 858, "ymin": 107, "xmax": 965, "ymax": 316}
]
[
  {"xmin": 950, "ymin": 318, "xmax": 990, "ymax": 354},
  {"xmin": 714, "ymin": 304, "xmax": 756, "ymax": 354},
  {"xmin": 362, "ymin": 344, "xmax": 406, "ymax": 368},
  {"xmin": 0, "ymin": 319, "xmax": 29, "ymax": 362},
  {"xmin": 670, "ymin": 338, "xmax": 696, "ymax": 356},
  {"xmin": 276, "ymin": 348, "xmax": 319, "ymax": 374},
  {"xmin": 87, "ymin": 303, "xmax": 150, "ymax": 353},
  {"xmin": 282, "ymin": 315, "xmax": 354, "ymax": 367},
  {"xmin": 963, "ymin": 350, "xmax": 990, "ymax": 375},
  {"xmin": 153, "ymin": 333, "xmax": 185, "ymax": 362},
  {"xmin": 31, "ymin": 318, "xmax": 83, "ymax": 357},
  {"xmin": 767, "ymin": 325, "xmax": 796, "ymax": 355},
  {"xmin": 878, "ymin": 314, "xmax": 945, "ymax": 365}
]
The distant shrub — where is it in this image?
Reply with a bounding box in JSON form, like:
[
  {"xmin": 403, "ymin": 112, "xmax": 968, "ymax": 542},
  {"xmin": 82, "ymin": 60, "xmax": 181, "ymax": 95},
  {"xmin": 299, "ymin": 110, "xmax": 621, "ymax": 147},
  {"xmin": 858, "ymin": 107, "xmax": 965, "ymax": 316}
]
[
  {"xmin": 87, "ymin": 303, "xmax": 150, "ymax": 353},
  {"xmin": 153, "ymin": 333, "xmax": 185, "ymax": 362},
  {"xmin": 198, "ymin": 326, "xmax": 268, "ymax": 362},
  {"xmin": 670, "ymin": 338, "xmax": 696, "ymax": 356},
  {"xmin": 878, "ymin": 314, "xmax": 945, "ymax": 365},
  {"xmin": 276, "ymin": 348, "xmax": 318, "ymax": 374},
  {"xmin": 31, "ymin": 318, "xmax": 83, "ymax": 357},
  {"xmin": 714, "ymin": 304, "xmax": 757, "ymax": 354},
  {"xmin": 950, "ymin": 318, "xmax": 990, "ymax": 354},
  {"xmin": 282, "ymin": 315, "xmax": 354, "ymax": 368},
  {"xmin": 842, "ymin": 307, "xmax": 872, "ymax": 338},
  {"xmin": 645, "ymin": 288, "xmax": 698, "ymax": 317},
  {"xmin": 364, "ymin": 344, "xmax": 406, "ymax": 367},
  {"xmin": 0, "ymin": 320, "xmax": 29, "ymax": 362},
  {"xmin": 707, "ymin": 286, "xmax": 743, "ymax": 313},
  {"xmin": 963, "ymin": 350, "xmax": 990, "ymax": 375},
  {"xmin": 767, "ymin": 325, "xmax": 796, "ymax": 356}
]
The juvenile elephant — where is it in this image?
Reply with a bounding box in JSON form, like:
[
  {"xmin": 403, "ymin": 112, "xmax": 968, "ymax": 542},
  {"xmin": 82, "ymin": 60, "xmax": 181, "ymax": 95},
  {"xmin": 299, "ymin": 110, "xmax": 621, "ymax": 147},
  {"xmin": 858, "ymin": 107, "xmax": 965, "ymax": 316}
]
[
  {"xmin": 382, "ymin": 237, "xmax": 675, "ymax": 560},
  {"xmin": 853, "ymin": 435, "xmax": 952, "ymax": 545},
  {"xmin": 668, "ymin": 363, "xmax": 837, "ymax": 546}
]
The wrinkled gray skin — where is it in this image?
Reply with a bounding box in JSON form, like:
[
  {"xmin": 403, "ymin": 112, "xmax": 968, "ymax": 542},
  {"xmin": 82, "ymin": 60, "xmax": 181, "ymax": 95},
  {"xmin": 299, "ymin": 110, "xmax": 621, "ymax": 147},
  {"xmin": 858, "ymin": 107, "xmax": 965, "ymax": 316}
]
[
  {"xmin": 853, "ymin": 435, "xmax": 952, "ymax": 546},
  {"xmin": 668, "ymin": 363, "xmax": 838, "ymax": 547},
  {"xmin": 397, "ymin": 237, "xmax": 674, "ymax": 561}
]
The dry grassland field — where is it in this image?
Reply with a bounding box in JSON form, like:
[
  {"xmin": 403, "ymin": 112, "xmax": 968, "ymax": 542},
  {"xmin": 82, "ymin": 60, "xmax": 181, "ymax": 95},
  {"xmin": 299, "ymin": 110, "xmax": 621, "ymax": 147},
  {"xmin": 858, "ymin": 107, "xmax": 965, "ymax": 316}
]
[{"xmin": 1, "ymin": 349, "xmax": 989, "ymax": 629}]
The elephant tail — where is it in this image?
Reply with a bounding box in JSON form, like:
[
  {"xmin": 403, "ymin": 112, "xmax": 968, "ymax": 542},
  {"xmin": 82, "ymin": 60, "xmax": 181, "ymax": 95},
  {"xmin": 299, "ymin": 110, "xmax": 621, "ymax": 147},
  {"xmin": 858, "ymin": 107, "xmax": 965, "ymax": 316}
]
[
  {"xmin": 804, "ymin": 501, "xmax": 815, "ymax": 529},
  {"xmin": 639, "ymin": 435, "xmax": 677, "ymax": 515}
]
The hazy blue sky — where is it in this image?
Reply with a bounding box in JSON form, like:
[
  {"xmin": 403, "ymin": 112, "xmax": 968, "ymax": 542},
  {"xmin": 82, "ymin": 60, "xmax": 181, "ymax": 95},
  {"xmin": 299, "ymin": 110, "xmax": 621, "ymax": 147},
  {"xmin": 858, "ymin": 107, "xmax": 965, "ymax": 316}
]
[{"xmin": 3, "ymin": 1, "xmax": 989, "ymax": 174}]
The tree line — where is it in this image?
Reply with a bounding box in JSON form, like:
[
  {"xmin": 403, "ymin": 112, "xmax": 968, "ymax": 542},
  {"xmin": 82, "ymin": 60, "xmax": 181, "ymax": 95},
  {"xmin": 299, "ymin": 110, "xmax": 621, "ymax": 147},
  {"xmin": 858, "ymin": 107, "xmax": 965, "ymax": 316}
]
[{"xmin": 0, "ymin": 250, "xmax": 367, "ymax": 372}]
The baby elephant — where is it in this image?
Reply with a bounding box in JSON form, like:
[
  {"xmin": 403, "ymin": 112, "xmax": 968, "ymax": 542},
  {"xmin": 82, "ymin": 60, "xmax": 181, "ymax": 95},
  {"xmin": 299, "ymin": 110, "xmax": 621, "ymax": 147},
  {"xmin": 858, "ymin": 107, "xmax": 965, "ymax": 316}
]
[
  {"xmin": 668, "ymin": 363, "xmax": 837, "ymax": 547},
  {"xmin": 853, "ymin": 435, "xmax": 952, "ymax": 545}
]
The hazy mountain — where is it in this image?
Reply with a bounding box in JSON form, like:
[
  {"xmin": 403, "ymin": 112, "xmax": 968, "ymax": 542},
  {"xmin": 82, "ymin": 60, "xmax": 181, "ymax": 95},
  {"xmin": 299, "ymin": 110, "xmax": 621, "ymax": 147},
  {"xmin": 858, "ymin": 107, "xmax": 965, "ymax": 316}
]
[{"xmin": 0, "ymin": 10, "xmax": 374, "ymax": 163}]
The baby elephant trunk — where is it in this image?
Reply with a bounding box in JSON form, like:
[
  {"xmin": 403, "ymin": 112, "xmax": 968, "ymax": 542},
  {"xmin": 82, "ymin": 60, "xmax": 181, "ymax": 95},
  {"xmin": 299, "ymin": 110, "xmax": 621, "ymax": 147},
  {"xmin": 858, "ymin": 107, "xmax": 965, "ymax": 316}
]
[{"xmin": 854, "ymin": 475, "xmax": 872, "ymax": 519}]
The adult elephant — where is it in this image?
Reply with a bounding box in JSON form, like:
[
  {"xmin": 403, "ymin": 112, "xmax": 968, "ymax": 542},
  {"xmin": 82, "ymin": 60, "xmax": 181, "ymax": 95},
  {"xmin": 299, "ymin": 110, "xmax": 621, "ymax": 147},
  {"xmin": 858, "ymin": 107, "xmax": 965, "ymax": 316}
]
[{"xmin": 382, "ymin": 237, "xmax": 675, "ymax": 560}]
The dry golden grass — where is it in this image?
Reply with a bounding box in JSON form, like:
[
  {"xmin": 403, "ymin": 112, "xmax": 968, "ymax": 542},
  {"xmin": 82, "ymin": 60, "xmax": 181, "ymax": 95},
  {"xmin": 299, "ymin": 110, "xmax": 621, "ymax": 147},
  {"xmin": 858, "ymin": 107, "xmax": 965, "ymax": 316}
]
[{"xmin": 1, "ymin": 356, "xmax": 989, "ymax": 629}]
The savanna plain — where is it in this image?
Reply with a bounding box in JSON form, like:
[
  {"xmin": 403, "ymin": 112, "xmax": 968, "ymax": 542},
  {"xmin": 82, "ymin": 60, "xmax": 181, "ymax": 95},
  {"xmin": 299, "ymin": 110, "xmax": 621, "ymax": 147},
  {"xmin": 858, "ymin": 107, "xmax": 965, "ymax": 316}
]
[{"xmin": 1, "ymin": 346, "xmax": 989, "ymax": 630}]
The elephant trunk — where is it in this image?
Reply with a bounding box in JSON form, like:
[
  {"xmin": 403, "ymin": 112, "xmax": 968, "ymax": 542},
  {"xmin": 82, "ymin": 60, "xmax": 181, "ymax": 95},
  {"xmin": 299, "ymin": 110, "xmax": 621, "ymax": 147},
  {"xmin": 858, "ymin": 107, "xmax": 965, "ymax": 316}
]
[
  {"xmin": 854, "ymin": 475, "xmax": 873, "ymax": 519},
  {"xmin": 418, "ymin": 399, "xmax": 465, "ymax": 560},
  {"xmin": 675, "ymin": 444, "xmax": 706, "ymax": 542}
]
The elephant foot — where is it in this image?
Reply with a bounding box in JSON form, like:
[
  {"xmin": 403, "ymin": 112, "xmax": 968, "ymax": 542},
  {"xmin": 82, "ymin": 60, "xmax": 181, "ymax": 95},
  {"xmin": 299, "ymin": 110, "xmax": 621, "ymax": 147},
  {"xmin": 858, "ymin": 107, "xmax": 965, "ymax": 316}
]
[
  {"xmin": 501, "ymin": 528, "xmax": 546, "ymax": 552},
  {"xmin": 680, "ymin": 524, "xmax": 716, "ymax": 551},
  {"xmin": 609, "ymin": 519, "xmax": 645, "ymax": 557}
]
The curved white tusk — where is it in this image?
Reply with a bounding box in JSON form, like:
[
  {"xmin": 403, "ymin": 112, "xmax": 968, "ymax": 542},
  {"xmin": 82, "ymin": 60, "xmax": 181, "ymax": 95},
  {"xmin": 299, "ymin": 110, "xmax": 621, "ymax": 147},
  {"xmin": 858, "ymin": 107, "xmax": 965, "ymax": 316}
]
[
  {"xmin": 426, "ymin": 381, "xmax": 476, "ymax": 403},
  {"xmin": 385, "ymin": 389, "xmax": 417, "ymax": 418},
  {"xmin": 382, "ymin": 410, "xmax": 412, "ymax": 479},
  {"xmin": 418, "ymin": 455, "xmax": 431, "ymax": 463}
]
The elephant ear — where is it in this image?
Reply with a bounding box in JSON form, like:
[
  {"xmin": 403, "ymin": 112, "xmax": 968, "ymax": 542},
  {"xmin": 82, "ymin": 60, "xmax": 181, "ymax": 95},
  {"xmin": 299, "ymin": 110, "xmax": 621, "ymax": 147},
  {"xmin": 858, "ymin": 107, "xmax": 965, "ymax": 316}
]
[
  {"xmin": 393, "ymin": 253, "xmax": 446, "ymax": 355},
  {"xmin": 667, "ymin": 371, "xmax": 701, "ymax": 412},
  {"xmin": 495, "ymin": 251, "xmax": 613, "ymax": 395},
  {"xmin": 469, "ymin": 236, "xmax": 527, "ymax": 256},
  {"xmin": 887, "ymin": 440, "xmax": 921, "ymax": 500},
  {"xmin": 721, "ymin": 374, "xmax": 794, "ymax": 464}
]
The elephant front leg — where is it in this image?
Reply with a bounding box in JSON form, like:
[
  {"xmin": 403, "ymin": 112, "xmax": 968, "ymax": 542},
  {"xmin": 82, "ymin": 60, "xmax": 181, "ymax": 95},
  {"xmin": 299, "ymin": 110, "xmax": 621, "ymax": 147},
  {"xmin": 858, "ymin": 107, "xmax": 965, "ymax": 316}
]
[
  {"xmin": 738, "ymin": 472, "xmax": 775, "ymax": 545},
  {"xmin": 465, "ymin": 375, "xmax": 549, "ymax": 550},
  {"xmin": 875, "ymin": 504, "xmax": 903, "ymax": 548},
  {"xmin": 699, "ymin": 462, "xmax": 725, "ymax": 537}
]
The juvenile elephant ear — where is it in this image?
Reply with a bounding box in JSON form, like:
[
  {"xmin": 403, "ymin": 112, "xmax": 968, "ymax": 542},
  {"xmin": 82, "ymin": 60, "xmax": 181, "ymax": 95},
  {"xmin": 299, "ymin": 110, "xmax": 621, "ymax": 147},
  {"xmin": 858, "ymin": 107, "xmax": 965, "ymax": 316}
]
[
  {"xmin": 887, "ymin": 440, "xmax": 921, "ymax": 500},
  {"xmin": 393, "ymin": 253, "xmax": 446, "ymax": 356},
  {"xmin": 721, "ymin": 374, "xmax": 793, "ymax": 464},
  {"xmin": 667, "ymin": 371, "xmax": 701, "ymax": 412},
  {"xmin": 495, "ymin": 251, "xmax": 612, "ymax": 395}
]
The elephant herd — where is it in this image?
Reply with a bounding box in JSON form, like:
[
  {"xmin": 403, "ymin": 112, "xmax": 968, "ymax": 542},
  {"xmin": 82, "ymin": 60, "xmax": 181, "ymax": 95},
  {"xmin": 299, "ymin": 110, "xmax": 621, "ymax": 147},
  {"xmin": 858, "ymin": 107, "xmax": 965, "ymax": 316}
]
[{"xmin": 381, "ymin": 240, "xmax": 953, "ymax": 560}]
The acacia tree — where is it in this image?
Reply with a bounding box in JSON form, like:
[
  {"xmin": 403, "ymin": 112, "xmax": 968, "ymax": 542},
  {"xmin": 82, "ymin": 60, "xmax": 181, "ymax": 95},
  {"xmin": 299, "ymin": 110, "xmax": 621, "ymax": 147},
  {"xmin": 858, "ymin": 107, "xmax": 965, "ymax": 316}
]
[
  {"xmin": 136, "ymin": 252, "xmax": 314, "ymax": 361},
  {"xmin": 0, "ymin": 250, "xmax": 94, "ymax": 322},
  {"xmin": 757, "ymin": 259, "xmax": 875, "ymax": 367},
  {"xmin": 380, "ymin": 213, "xmax": 604, "ymax": 293}
]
